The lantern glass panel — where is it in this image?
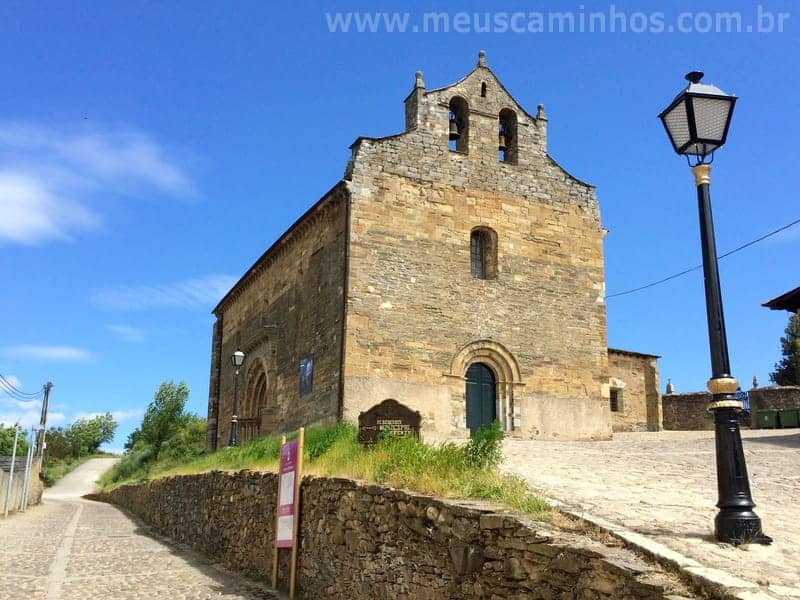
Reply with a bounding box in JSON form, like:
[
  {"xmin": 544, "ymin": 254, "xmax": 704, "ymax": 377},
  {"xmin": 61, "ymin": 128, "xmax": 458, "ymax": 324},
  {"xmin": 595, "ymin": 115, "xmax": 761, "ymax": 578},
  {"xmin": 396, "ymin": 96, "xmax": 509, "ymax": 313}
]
[
  {"xmin": 662, "ymin": 100, "xmax": 690, "ymax": 151},
  {"xmin": 692, "ymin": 96, "xmax": 732, "ymax": 143}
]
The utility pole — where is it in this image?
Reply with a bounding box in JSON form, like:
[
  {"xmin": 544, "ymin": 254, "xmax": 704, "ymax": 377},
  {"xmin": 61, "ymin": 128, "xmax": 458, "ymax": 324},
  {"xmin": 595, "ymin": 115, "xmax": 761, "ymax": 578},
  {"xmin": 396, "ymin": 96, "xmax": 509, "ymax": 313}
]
[{"xmin": 37, "ymin": 382, "xmax": 53, "ymax": 457}]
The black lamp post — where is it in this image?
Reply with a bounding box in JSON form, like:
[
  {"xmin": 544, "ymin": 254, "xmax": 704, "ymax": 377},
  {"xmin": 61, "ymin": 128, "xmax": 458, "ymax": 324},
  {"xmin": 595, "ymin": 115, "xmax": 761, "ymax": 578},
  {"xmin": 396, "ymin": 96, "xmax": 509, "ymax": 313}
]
[
  {"xmin": 229, "ymin": 349, "xmax": 245, "ymax": 447},
  {"xmin": 659, "ymin": 72, "xmax": 771, "ymax": 545}
]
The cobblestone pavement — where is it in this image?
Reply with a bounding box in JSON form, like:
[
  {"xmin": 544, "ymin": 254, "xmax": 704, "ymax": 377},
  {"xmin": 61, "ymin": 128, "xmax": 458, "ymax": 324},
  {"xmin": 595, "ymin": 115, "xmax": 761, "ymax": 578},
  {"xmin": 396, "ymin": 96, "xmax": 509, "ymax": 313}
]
[
  {"xmin": 503, "ymin": 429, "xmax": 800, "ymax": 599},
  {"xmin": 0, "ymin": 462, "xmax": 278, "ymax": 599}
]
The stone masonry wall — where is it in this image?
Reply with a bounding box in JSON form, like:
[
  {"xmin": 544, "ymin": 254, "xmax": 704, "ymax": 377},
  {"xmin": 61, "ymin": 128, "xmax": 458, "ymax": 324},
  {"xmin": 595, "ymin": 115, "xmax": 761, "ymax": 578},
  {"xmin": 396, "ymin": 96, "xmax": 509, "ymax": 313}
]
[
  {"xmin": 343, "ymin": 56, "xmax": 609, "ymax": 442},
  {"xmin": 607, "ymin": 350, "xmax": 661, "ymax": 432},
  {"xmin": 662, "ymin": 393, "xmax": 713, "ymax": 431},
  {"xmin": 749, "ymin": 386, "xmax": 800, "ymax": 428},
  {"xmin": 99, "ymin": 471, "xmax": 691, "ymax": 599},
  {"xmin": 212, "ymin": 185, "xmax": 348, "ymax": 447}
]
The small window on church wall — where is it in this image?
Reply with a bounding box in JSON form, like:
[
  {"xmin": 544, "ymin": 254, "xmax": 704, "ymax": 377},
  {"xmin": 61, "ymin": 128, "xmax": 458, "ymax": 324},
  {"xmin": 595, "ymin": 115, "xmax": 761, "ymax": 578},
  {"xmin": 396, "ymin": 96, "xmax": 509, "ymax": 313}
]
[
  {"xmin": 481, "ymin": 82, "xmax": 487, "ymax": 97},
  {"xmin": 299, "ymin": 356, "xmax": 314, "ymax": 396},
  {"xmin": 610, "ymin": 388, "xmax": 623, "ymax": 412},
  {"xmin": 498, "ymin": 108, "xmax": 518, "ymax": 164},
  {"xmin": 470, "ymin": 227, "xmax": 498, "ymax": 280},
  {"xmin": 448, "ymin": 96, "xmax": 469, "ymax": 153}
]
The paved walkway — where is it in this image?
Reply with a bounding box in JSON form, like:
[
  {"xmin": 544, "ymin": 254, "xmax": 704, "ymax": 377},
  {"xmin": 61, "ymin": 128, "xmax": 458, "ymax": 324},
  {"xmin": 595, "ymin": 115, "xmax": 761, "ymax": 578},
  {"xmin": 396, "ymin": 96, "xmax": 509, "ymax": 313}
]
[
  {"xmin": 502, "ymin": 429, "xmax": 800, "ymax": 600},
  {"xmin": 0, "ymin": 459, "xmax": 278, "ymax": 599}
]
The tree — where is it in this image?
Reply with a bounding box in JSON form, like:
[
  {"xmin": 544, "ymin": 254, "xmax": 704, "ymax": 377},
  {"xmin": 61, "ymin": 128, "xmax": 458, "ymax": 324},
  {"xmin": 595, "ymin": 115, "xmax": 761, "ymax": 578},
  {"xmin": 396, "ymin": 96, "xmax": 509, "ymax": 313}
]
[
  {"xmin": 770, "ymin": 312, "xmax": 800, "ymax": 386},
  {"xmin": 139, "ymin": 381, "xmax": 190, "ymax": 459},
  {"xmin": 44, "ymin": 413, "xmax": 117, "ymax": 461},
  {"xmin": 0, "ymin": 424, "xmax": 29, "ymax": 456},
  {"xmin": 70, "ymin": 413, "xmax": 117, "ymax": 455}
]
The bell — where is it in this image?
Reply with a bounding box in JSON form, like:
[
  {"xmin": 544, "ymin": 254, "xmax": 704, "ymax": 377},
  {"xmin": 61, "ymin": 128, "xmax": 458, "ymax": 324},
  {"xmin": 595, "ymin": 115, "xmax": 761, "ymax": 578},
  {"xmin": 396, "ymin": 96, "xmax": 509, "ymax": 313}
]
[
  {"xmin": 498, "ymin": 132, "xmax": 507, "ymax": 152},
  {"xmin": 449, "ymin": 118, "xmax": 460, "ymax": 141}
]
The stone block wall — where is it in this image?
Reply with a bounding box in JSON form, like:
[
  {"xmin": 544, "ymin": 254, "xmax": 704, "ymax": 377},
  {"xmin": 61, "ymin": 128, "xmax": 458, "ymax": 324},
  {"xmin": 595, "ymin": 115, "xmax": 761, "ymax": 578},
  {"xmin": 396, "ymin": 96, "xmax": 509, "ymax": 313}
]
[
  {"xmin": 661, "ymin": 393, "xmax": 713, "ymax": 431},
  {"xmin": 99, "ymin": 471, "xmax": 690, "ymax": 599},
  {"xmin": 607, "ymin": 349, "xmax": 661, "ymax": 432},
  {"xmin": 342, "ymin": 58, "xmax": 610, "ymax": 442},
  {"xmin": 210, "ymin": 185, "xmax": 349, "ymax": 448},
  {"xmin": 749, "ymin": 386, "xmax": 800, "ymax": 428}
]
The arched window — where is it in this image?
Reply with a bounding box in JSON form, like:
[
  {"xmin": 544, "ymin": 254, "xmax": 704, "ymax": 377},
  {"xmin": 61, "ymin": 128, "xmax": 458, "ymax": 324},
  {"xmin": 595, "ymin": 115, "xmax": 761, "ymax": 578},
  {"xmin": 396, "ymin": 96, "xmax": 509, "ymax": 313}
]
[
  {"xmin": 498, "ymin": 108, "xmax": 518, "ymax": 164},
  {"xmin": 448, "ymin": 96, "xmax": 469, "ymax": 153},
  {"xmin": 481, "ymin": 82, "xmax": 487, "ymax": 97},
  {"xmin": 470, "ymin": 227, "xmax": 498, "ymax": 280}
]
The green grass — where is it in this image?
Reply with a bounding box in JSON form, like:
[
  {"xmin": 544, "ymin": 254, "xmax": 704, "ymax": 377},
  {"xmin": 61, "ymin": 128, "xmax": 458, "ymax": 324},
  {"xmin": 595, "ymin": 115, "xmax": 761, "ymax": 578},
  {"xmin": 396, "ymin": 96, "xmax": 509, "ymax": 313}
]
[{"xmin": 100, "ymin": 422, "xmax": 549, "ymax": 520}]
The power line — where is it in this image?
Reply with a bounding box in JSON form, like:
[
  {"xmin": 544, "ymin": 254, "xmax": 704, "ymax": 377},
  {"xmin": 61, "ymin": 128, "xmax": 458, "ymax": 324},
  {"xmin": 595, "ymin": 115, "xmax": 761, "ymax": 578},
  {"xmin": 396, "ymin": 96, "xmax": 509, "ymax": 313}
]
[
  {"xmin": 0, "ymin": 374, "xmax": 43, "ymax": 402},
  {"xmin": 0, "ymin": 374, "xmax": 42, "ymax": 397},
  {"xmin": 606, "ymin": 217, "xmax": 800, "ymax": 300}
]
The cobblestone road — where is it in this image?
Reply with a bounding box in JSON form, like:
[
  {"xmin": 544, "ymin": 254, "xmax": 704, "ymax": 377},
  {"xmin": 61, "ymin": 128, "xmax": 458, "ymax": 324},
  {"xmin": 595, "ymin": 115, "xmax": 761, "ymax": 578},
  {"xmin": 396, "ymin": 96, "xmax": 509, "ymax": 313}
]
[
  {"xmin": 0, "ymin": 460, "xmax": 278, "ymax": 600},
  {"xmin": 503, "ymin": 429, "xmax": 800, "ymax": 600}
]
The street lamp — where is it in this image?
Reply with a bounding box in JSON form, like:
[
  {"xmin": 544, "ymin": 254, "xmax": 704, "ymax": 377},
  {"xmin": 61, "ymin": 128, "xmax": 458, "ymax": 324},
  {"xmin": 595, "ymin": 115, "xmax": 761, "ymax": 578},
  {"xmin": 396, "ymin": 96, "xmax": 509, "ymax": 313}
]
[
  {"xmin": 659, "ymin": 72, "xmax": 771, "ymax": 545},
  {"xmin": 229, "ymin": 349, "xmax": 246, "ymax": 447}
]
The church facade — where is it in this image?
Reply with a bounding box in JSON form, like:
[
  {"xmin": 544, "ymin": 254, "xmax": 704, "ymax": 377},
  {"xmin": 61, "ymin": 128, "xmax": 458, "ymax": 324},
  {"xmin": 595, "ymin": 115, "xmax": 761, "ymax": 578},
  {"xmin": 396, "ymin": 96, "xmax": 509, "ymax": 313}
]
[{"xmin": 206, "ymin": 52, "xmax": 615, "ymax": 449}]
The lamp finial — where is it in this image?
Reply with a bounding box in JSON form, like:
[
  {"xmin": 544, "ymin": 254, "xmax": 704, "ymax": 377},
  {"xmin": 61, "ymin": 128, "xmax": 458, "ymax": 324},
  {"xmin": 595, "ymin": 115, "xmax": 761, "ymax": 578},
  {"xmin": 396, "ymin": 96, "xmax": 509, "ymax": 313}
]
[{"xmin": 685, "ymin": 71, "xmax": 704, "ymax": 84}]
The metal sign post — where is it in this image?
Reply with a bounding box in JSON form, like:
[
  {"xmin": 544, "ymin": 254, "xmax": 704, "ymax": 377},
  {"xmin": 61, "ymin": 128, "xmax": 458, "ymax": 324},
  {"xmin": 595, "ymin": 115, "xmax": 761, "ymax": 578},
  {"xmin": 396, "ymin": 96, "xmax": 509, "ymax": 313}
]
[{"xmin": 271, "ymin": 428, "xmax": 304, "ymax": 599}]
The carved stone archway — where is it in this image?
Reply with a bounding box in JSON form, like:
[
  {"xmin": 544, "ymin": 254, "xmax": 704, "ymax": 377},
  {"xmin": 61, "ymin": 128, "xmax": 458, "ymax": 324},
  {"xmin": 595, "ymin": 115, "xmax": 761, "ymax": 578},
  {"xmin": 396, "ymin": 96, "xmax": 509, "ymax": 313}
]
[
  {"xmin": 240, "ymin": 357, "xmax": 268, "ymax": 442},
  {"xmin": 448, "ymin": 340, "xmax": 524, "ymax": 432}
]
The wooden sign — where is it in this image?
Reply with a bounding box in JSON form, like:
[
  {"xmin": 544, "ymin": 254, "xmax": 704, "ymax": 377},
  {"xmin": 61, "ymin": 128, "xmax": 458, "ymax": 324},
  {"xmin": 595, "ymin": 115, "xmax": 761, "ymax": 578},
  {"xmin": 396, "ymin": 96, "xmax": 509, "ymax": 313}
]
[
  {"xmin": 275, "ymin": 439, "xmax": 299, "ymax": 548},
  {"xmin": 358, "ymin": 399, "xmax": 421, "ymax": 444},
  {"xmin": 272, "ymin": 428, "xmax": 304, "ymax": 599}
]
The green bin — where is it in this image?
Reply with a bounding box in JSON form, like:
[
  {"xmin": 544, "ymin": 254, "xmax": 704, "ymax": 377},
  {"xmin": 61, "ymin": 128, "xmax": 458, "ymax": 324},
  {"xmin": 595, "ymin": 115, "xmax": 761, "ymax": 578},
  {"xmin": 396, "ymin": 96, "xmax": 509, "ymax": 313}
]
[
  {"xmin": 757, "ymin": 409, "xmax": 779, "ymax": 429},
  {"xmin": 778, "ymin": 409, "xmax": 800, "ymax": 429}
]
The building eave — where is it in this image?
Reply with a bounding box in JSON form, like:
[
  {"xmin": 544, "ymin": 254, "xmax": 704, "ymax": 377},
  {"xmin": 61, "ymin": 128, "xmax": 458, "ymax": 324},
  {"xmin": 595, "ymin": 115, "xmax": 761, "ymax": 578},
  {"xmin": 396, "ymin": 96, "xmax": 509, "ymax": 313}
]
[
  {"xmin": 608, "ymin": 347, "xmax": 661, "ymax": 359},
  {"xmin": 762, "ymin": 285, "xmax": 800, "ymax": 312}
]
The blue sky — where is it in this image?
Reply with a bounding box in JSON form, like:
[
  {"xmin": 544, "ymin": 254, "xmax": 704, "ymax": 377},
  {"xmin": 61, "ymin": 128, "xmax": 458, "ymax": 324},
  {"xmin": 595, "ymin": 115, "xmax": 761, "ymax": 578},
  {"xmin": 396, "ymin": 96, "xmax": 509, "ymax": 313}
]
[{"xmin": 1, "ymin": 1, "xmax": 797, "ymax": 450}]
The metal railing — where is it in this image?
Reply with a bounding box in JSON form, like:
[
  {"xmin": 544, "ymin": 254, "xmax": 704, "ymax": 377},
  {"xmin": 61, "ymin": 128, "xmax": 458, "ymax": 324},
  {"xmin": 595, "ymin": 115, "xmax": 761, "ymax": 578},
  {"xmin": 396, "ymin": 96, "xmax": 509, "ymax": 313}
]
[
  {"xmin": 237, "ymin": 418, "xmax": 261, "ymax": 444},
  {"xmin": 1, "ymin": 427, "xmax": 38, "ymax": 518}
]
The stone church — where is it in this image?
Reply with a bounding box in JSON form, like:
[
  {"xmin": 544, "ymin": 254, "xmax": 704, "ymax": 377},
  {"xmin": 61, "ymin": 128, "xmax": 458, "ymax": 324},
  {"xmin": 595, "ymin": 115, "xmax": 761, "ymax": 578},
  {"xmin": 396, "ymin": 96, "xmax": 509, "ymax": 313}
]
[{"xmin": 206, "ymin": 52, "xmax": 658, "ymax": 450}]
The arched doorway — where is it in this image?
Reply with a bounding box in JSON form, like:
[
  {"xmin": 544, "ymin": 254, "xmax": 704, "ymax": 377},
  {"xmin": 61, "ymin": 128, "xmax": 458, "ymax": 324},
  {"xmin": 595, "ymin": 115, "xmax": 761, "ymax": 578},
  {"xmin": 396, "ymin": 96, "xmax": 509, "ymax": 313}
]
[{"xmin": 465, "ymin": 363, "xmax": 496, "ymax": 435}]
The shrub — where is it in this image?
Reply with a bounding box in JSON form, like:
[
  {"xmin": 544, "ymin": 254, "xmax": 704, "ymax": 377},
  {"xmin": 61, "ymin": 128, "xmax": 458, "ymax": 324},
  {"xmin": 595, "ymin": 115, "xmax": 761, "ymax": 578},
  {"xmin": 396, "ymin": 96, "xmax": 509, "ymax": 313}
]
[
  {"xmin": 100, "ymin": 443, "xmax": 155, "ymax": 486},
  {"xmin": 159, "ymin": 416, "xmax": 206, "ymax": 463},
  {"xmin": 464, "ymin": 421, "xmax": 504, "ymax": 468},
  {"xmin": 0, "ymin": 424, "xmax": 28, "ymax": 456}
]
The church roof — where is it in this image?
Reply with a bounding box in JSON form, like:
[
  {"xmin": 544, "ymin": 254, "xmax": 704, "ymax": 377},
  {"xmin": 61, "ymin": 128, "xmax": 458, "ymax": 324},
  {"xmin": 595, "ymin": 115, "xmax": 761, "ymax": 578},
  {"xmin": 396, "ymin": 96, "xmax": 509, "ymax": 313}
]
[{"xmin": 762, "ymin": 285, "xmax": 800, "ymax": 312}]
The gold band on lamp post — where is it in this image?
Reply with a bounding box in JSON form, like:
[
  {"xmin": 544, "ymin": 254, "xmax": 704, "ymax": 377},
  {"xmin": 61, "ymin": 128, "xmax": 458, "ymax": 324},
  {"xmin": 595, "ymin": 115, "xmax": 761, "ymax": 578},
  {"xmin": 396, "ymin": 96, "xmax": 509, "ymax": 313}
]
[
  {"xmin": 707, "ymin": 377, "xmax": 742, "ymax": 411},
  {"xmin": 708, "ymin": 400, "xmax": 744, "ymax": 411},
  {"xmin": 692, "ymin": 163, "xmax": 712, "ymax": 187},
  {"xmin": 707, "ymin": 376, "xmax": 739, "ymax": 394}
]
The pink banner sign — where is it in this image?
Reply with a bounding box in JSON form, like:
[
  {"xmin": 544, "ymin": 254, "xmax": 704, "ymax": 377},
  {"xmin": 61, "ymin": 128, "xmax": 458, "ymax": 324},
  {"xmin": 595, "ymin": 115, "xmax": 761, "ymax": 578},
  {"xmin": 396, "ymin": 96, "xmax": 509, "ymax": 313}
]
[{"xmin": 275, "ymin": 439, "xmax": 299, "ymax": 548}]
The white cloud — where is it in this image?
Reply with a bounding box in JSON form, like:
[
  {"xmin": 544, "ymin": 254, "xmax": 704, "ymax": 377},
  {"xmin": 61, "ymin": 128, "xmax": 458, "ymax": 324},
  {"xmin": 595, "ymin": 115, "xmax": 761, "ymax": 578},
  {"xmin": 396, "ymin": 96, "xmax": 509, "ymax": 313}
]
[
  {"xmin": 73, "ymin": 408, "xmax": 143, "ymax": 423},
  {"xmin": 3, "ymin": 375, "xmax": 23, "ymax": 389},
  {"xmin": 0, "ymin": 171, "xmax": 99, "ymax": 244},
  {"xmin": 93, "ymin": 274, "xmax": 237, "ymax": 310},
  {"xmin": 0, "ymin": 409, "xmax": 65, "ymax": 430},
  {"xmin": 3, "ymin": 345, "xmax": 93, "ymax": 362},
  {"xmin": 106, "ymin": 324, "xmax": 146, "ymax": 343},
  {"xmin": 0, "ymin": 123, "xmax": 193, "ymax": 245},
  {"xmin": 0, "ymin": 397, "xmax": 42, "ymax": 410}
]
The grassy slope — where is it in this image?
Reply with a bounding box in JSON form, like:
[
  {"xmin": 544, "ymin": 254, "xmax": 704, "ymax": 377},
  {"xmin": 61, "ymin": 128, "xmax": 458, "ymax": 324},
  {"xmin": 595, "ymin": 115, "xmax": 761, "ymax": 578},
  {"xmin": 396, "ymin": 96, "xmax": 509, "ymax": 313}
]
[{"xmin": 100, "ymin": 423, "xmax": 549, "ymax": 520}]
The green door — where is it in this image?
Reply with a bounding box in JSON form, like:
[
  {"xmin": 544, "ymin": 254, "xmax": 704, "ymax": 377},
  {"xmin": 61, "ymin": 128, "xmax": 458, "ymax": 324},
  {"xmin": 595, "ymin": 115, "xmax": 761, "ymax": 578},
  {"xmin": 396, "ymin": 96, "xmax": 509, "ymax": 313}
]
[{"xmin": 466, "ymin": 363, "xmax": 497, "ymax": 436}]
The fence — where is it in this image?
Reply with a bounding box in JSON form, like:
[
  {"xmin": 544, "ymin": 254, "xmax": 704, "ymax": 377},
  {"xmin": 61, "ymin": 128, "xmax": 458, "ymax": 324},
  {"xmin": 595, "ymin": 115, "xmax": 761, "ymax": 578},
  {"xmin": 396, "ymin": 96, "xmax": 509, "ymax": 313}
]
[{"xmin": 0, "ymin": 432, "xmax": 44, "ymax": 518}]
